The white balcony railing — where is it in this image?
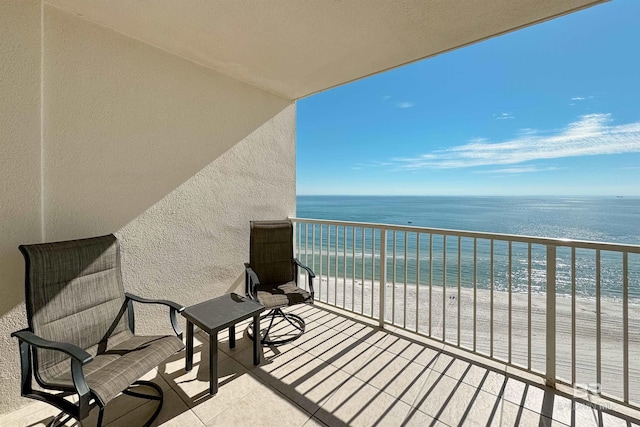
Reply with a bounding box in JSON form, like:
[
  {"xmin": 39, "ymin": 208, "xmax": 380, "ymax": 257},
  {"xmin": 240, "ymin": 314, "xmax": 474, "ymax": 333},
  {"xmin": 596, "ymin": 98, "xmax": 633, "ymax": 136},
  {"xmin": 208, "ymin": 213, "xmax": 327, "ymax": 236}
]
[{"xmin": 290, "ymin": 217, "xmax": 640, "ymax": 408}]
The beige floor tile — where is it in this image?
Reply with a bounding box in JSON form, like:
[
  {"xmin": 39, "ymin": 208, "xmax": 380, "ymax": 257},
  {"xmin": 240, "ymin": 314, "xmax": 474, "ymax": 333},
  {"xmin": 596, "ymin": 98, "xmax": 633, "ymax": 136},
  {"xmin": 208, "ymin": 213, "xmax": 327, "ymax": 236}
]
[
  {"xmin": 378, "ymin": 334, "xmax": 442, "ymax": 366},
  {"xmin": 99, "ymin": 376, "xmax": 173, "ymax": 425},
  {"xmin": 268, "ymin": 356, "xmax": 351, "ymax": 415},
  {"xmin": 490, "ymin": 399, "xmax": 554, "ymax": 427},
  {"xmin": 171, "ymin": 357, "xmax": 263, "ymax": 411},
  {"xmin": 413, "ymin": 372, "xmax": 502, "ymax": 427},
  {"xmin": 0, "ymin": 401, "xmax": 62, "ymax": 427},
  {"xmin": 302, "ymin": 416, "xmax": 329, "ymax": 426},
  {"xmin": 350, "ymin": 347, "xmax": 433, "ymax": 406},
  {"xmin": 339, "ymin": 322, "xmax": 390, "ymax": 347},
  {"xmin": 601, "ymin": 411, "xmax": 640, "ymax": 426},
  {"xmin": 205, "ymin": 385, "xmax": 313, "ymax": 427},
  {"xmin": 105, "ymin": 388, "xmax": 200, "ymax": 427},
  {"xmin": 289, "ymin": 323, "xmax": 334, "ymax": 350},
  {"xmin": 402, "ymin": 408, "xmax": 447, "ymax": 426},
  {"xmin": 299, "ymin": 329, "xmax": 373, "ymax": 373},
  {"xmin": 316, "ymin": 375, "xmax": 412, "ymax": 427}
]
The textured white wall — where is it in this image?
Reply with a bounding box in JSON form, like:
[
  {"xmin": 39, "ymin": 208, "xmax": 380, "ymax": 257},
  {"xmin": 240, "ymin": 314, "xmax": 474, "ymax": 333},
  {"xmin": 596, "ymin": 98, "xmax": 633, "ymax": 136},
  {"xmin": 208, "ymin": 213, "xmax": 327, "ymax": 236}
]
[
  {"xmin": 0, "ymin": 0, "xmax": 43, "ymax": 414},
  {"xmin": 0, "ymin": 3, "xmax": 295, "ymax": 414}
]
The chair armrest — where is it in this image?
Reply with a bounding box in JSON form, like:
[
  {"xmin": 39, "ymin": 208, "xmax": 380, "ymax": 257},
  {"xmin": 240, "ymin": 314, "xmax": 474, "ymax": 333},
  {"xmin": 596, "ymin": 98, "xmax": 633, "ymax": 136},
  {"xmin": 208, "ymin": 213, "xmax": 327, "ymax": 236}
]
[
  {"xmin": 125, "ymin": 293, "xmax": 184, "ymax": 338},
  {"xmin": 11, "ymin": 329, "xmax": 93, "ymax": 365},
  {"xmin": 294, "ymin": 258, "xmax": 315, "ymax": 298},
  {"xmin": 12, "ymin": 329, "xmax": 93, "ymax": 418},
  {"xmin": 245, "ymin": 265, "xmax": 261, "ymax": 299},
  {"xmin": 125, "ymin": 293, "xmax": 185, "ymax": 312},
  {"xmin": 294, "ymin": 258, "xmax": 316, "ymax": 278}
]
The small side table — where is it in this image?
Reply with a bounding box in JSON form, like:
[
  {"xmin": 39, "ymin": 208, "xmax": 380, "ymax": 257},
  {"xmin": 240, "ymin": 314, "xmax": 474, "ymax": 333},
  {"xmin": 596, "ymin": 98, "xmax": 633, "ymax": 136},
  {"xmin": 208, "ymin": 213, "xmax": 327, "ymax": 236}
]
[{"xmin": 182, "ymin": 293, "xmax": 265, "ymax": 395}]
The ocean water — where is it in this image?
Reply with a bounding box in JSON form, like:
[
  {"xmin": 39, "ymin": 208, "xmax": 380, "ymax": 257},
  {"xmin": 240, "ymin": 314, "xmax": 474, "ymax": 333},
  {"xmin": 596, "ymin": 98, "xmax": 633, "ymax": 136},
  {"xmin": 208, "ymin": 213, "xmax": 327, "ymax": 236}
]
[{"xmin": 295, "ymin": 196, "xmax": 640, "ymax": 299}]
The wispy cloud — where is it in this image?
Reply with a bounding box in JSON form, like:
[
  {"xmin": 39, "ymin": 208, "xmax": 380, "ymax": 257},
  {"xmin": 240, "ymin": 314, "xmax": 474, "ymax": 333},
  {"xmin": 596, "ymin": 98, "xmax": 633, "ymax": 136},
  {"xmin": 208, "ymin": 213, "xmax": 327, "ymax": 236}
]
[
  {"xmin": 476, "ymin": 166, "xmax": 560, "ymax": 174},
  {"xmin": 494, "ymin": 112, "xmax": 514, "ymax": 120},
  {"xmin": 383, "ymin": 95, "xmax": 392, "ymax": 100},
  {"xmin": 390, "ymin": 114, "xmax": 640, "ymax": 170},
  {"xmin": 396, "ymin": 102, "xmax": 414, "ymax": 109},
  {"xmin": 571, "ymin": 97, "xmax": 586, "ymax": 101}
]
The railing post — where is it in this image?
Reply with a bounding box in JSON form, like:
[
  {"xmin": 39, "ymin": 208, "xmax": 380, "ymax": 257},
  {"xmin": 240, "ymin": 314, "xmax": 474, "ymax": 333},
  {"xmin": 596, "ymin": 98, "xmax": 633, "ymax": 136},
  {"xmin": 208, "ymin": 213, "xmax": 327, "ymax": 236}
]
[
  {"xmin": 546, "ymin": 245, "xmax": 556, "ymax": 387},
  {"xmin": 379, "ymin": 229, "xmax": 386, "ymax": 328}
]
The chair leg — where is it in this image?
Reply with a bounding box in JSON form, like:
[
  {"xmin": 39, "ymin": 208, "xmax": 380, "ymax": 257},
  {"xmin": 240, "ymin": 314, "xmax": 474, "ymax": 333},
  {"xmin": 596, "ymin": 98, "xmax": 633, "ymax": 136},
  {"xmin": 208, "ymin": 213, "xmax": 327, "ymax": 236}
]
[
  {"xmin": 247, "ymin": 308, "xmax": 306, "ymax": 346},
  {"xmin": 121, "ymin": 381, "xmax": 164, "ymax": 427},
  {"xmin": 47, "ymin": 412, "xmax": 73, "ymax": 427}
]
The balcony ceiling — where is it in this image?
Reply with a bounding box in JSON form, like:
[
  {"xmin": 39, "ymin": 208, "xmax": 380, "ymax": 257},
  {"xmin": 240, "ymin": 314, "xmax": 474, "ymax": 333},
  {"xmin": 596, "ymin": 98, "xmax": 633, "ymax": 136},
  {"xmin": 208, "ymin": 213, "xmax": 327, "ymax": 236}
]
[{"xmin": 46, "ymin": 0, "xmax": 606, "ymax": 100}]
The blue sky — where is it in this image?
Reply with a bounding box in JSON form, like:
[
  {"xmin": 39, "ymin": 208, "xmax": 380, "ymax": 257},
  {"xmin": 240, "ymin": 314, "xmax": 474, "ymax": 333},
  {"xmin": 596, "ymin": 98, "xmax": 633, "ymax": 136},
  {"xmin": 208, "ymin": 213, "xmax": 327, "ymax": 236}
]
[{"xmin": 296, "ymin": 0, "xmax": 640, "ymax": 196}]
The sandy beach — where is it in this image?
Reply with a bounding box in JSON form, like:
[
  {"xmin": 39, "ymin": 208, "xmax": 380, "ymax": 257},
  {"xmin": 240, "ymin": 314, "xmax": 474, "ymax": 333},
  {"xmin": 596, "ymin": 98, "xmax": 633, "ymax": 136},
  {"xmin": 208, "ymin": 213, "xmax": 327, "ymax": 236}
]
[{"xmin": 300, "ymin": 274, "xmax": 640, "ymax": 402}]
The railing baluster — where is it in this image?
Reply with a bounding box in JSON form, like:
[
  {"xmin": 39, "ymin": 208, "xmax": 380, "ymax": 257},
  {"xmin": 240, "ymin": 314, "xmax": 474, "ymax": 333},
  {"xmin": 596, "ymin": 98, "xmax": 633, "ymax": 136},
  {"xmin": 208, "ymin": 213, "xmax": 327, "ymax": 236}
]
[
  {"xmin": 404, "ymin": 231, "xmax": 408, "ymax": 329},
  {"xmin": 596, "ymin": 249, "xmax": 601, "ymax": 390},
  {"xmin": 443, "ymin": 235, "xmax": 447, "ymax": 342},
  {"xmin": 319, "ymin": 225, "xmax": 323, "ymax": 302},
  {"xmin": 528, "ymin": 243, "xmax": 532, "ymax": 371},
  {"xmin": 297, "ymin": 221, "xmax": 301, "ymax": 260},
  {"xmin": 379, "ymin": 229, "xmax": 386, "ymax": 328},
  {"xmin": 343, "ymin": 226, "xmax": 347, "ymax": 309},
  {"xmin": 305, "ymin": 223, "xmax": 309, "ymax": 274},
  {"xmin": 361, "ymin": 227, "xmax": 365, "ymax": 315},
  {"xmin": 546, "ymin": 244, "xmax": 557, "ymax": 387},
  {"xmin": 571, "ymin": 247, "xmax": 576, "ymax": 386},
  {"xmin": 352, "ymin": 226, "xmax": 356, "ymax": 312},
  {"xmin": 392, "ymin": 230, "xmax": 396, "ymax": 325},
  {"xmin": 326, "ymin": 225, "xmax": 331, "ymax": 304},
  {"xmin": 508, "ymin": 241, "xmax": 512, "ymax": 365},
  {"xmin": 335, "ymin": 225, "xmax": 339, "ymax": 306},
  {"xmin": 429, "ymin": 233, "xmax": 433, "ymax": 337},
  {"xmin": 371, "ymin": 228, "xmax": 376, "ymax": 318},
  {"xmin": 490, "ymin": 239, "xmax": 494, "ymax": 358},
  {"xmin": 473, "ymin": 238, "xmax": 477, "ymax": 353},
  {"xmin": 458, "ymin": 236, "xmax": 461, "ymax": 347},
  {"xmin": 416, "ymin": 233, "xmax": 420, "ymax": 333},
  {"xmin": 623, "ymin": 252, "xmax": 629, "ymax": 404}
]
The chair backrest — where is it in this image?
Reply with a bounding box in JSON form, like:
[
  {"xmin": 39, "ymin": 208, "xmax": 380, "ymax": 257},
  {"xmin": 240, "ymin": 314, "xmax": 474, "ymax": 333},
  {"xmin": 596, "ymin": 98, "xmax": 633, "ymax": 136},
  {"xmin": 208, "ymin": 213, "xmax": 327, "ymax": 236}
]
[
  {"xmin": 20, "ymin": 234, "xmax": 129, "ymax": 377},
  {"xmin": 249, "ymin": 220, "xmax": 295, "ymax": 285}
]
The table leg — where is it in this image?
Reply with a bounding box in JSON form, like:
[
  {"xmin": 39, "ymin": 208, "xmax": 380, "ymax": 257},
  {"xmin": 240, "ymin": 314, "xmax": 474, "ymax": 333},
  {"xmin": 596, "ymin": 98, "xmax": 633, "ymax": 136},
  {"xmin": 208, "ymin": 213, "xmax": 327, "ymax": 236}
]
[
  {"xmin": 210, "ymin": 330, "xmax": 218, "ymax": 395},
  {"xmin": 185, "ymin": 321, "xmax": 194, "ymax": 372},
  {"xmin": 253, "ymin": 315, "xmax": 260, "ymax": 366},
  {"xmin": 229, "ymin": 324, "xmax": 235, "ymax": 349}
]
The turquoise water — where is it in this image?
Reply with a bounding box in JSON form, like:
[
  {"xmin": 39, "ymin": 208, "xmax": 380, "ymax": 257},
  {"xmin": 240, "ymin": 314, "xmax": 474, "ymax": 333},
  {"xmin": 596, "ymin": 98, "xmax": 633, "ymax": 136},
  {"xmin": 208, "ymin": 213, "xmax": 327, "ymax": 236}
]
[{"xmin": 295, "ymin": 196, "xmax": 640, "ymax": 299}]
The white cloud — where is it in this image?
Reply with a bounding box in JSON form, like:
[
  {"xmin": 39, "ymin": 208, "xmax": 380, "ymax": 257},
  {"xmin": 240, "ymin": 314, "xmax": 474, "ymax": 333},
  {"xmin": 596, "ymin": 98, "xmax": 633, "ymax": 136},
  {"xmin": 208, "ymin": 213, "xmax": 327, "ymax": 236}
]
[
  {"xmin": 396, "ymin": 102, "xmax": 414, "ymax": 109},
  {"xmin": 390, "ymin": 114, "xmax": 640, "ymax": 170},
  {"xmin": 476, "ymin": 166, "xmax": 560, "ymax": 174},
  {"xmin": 571, "ymin": 95, "xmax": 594, "ymax": 102},
  {"xmin": 494, "ymin": 112, "xmax": 514, "ymax": 120}
]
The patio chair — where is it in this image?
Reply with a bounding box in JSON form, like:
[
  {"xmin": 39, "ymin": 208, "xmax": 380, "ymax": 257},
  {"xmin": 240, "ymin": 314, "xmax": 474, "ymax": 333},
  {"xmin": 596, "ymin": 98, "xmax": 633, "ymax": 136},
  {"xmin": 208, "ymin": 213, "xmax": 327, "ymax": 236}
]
[
  {"xmin": 245, "ymin": 220, "xmax": 315, "ymax": 345},
  {"xmin": 11, "ymin": 234, "xmax": 185, "ymax": 427}
]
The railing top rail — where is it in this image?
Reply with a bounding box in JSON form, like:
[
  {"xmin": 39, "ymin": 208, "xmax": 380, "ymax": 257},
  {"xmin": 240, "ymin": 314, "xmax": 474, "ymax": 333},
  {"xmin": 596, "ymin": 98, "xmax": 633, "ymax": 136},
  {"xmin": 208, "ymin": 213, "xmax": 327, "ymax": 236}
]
[{"xmin": 290, "ymin": 217, "xmax": 640, "ymax": 253}]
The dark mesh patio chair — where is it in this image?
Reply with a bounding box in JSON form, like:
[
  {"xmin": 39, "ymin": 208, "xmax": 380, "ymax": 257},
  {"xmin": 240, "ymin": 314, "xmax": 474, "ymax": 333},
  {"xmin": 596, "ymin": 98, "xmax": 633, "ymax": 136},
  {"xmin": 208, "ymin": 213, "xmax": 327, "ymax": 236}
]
[
  {"xmin": 11, "ymin": 234, "xmax": 185, "ymax": 427},
  {"xmin": 245, "ymin": 220, "xmax": 315, "ymax": 345}
]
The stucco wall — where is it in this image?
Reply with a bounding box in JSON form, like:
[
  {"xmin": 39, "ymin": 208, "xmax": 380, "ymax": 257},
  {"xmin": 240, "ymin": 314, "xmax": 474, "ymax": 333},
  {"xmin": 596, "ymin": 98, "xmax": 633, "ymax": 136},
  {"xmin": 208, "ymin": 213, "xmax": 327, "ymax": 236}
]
[
  {"xmin": 0, "ymin": 3, "xmax": 295, "ymax": 414},
  {"xmin": 0, "ymin": 0, "xmax": 43, "ymax": 414}
]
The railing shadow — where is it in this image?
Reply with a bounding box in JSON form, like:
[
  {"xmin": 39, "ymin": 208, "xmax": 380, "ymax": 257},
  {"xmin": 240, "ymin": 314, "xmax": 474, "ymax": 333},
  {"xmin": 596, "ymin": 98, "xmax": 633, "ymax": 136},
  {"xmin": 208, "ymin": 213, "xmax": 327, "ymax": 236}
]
[{"xmin": 61, "ymin": 302, "xmax": 640, "ymax": 427}]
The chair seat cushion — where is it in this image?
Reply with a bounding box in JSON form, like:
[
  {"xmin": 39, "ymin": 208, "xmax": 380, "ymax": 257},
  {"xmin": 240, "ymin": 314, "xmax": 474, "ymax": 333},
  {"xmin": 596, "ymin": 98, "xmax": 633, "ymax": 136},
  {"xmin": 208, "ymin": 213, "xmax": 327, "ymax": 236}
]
[
  {"xmin": 40, "ymin": 332, "xmax": 184, "ymax": 405},
  {"xmin": 256, "ymin": 281, "xmax": 312, "ymax": 308}
]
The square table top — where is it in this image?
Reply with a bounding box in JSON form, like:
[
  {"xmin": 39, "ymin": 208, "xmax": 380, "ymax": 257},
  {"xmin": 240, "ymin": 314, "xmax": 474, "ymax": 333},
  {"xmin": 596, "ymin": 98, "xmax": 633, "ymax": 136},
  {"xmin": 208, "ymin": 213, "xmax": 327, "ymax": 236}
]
[{"xmin": 182, "ymin": 293, "xmax": 265, "ymax": 333}]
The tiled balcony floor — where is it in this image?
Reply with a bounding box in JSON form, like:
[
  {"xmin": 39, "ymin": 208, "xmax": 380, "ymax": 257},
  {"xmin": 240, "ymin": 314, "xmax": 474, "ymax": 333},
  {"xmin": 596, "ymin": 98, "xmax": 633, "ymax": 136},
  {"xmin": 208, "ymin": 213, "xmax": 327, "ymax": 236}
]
[{"xmin": 3, "ymin": 303, "xmax": 640, "ymax": 427}]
